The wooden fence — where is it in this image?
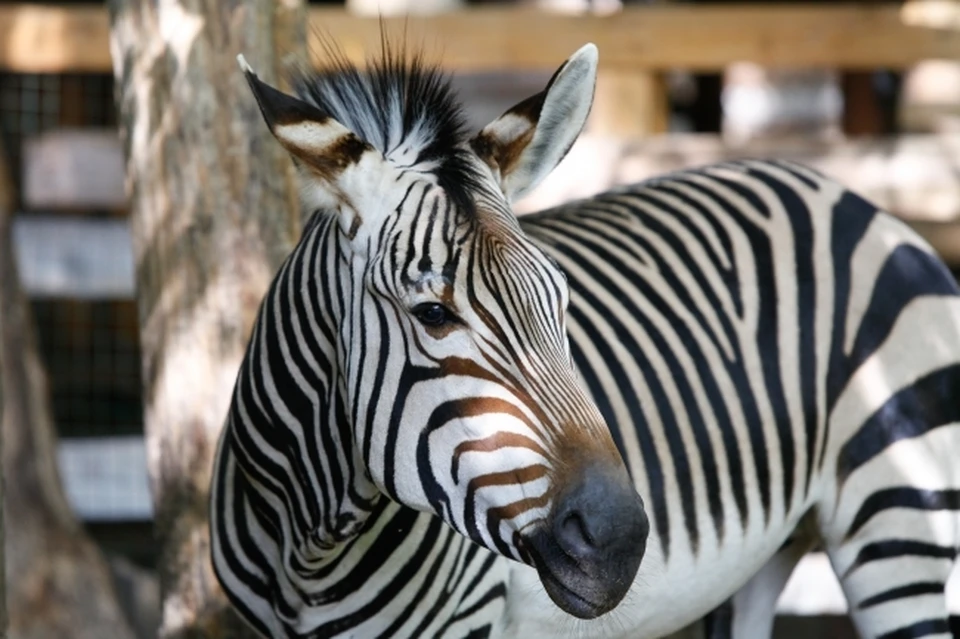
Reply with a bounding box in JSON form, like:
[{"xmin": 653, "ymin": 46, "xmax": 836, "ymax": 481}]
[{"xmin": 2, "ymin": 3, "xmax": 960, "ymax": 73}]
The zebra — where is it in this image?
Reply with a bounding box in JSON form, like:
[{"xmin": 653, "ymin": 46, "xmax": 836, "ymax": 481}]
[{"xmin": 210, "ymin": 38, "xmax": 960, "ymax": 639}]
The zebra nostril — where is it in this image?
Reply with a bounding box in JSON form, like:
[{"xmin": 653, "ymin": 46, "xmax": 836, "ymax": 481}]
[
  {"xmin": 559, "ymin": 510, "xmax": 595, "ymax": 554},
  {"xmin": 550, "ymin": 462, "xmax": 648, "ymax": 567}
]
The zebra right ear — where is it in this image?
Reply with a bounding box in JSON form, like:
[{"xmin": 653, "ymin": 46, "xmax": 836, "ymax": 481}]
[
  {"xmin": 470, "ymin": 44, "xmax": 598, "ymax": 203},
  {"xmin": 238, "ymin": 55, "xmax": 374, "ymax": 182}
]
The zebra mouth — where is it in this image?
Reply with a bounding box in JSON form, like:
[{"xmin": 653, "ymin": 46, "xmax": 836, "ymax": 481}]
[
  {"xmin": 536, "ymin": 565, "xmax": 608, "ymax": 619},
  {"xmin": 522, "ymin": 533, "xmax": 619, "ymax": 620},
  {"xmin": 517, "ymin": 462, "xmax": 647, "ymax": 620}
]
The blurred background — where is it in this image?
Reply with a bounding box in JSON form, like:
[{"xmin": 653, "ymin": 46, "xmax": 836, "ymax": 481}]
[{"xmin": 1, "ymin": 0, "xmax": 959, "ymax": 637}]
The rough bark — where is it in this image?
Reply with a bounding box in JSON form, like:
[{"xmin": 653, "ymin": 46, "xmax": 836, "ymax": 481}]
[
  {"xmin": 109, "ymin": 0, "xmax": 305, "ymax": 636},
  {"xmin": 0, "ymin": 142, "xmax": 136, "ymax": 639}
]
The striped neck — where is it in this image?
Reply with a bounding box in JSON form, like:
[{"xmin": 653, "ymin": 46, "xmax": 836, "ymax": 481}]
[{"xmin": 216, "ymin": 210, "xmax": 510, "ymax": 636}]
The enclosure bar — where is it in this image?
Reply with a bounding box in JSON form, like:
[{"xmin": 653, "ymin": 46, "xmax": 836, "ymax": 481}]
[{"xmin": 2, "ymin": 3, "xmax": 960, "ymax": 74}]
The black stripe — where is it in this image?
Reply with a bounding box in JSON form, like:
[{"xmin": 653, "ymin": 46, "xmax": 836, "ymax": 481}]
[
  {"xmin": 858, "ymin": 582, "xmax": 944, "ymax": 609},
  {"xmin": 566, "ymin": 305, "xmax": 671, "ymax": 558},
  {"xmin": 823, "ymin": 191, "xmax": 877, "ymax": 469},
  {"xmin": 767, "ymin": 172, "xmax": 817, "ymax": 511},
  {"xmin": 847, "ymin": 488, "xmax": 960, "ymax": 540},
  {"xmin": 309, "ymin": 507, "xmax": 428, "ymax": 627},
  {"xmin": 384, "ymin": 525, "xmax": 459, "ymax": 636},
  {"xmin": 848, "ymin": 245, "xmax": 959, "ymax": 376},
  {"xmin": 451, "ymin": 583, "xmax": 507, "ymax": 626},
  {"xmin": 843, "ymin": 539, "xmax": 957, "ymax": 580},
  {"xmin": 682, "ymin": 176, "xmax": 775, "ymax": 523},
  {"xmin": 211, "ymin": 451, "xmax": 274, "ymax": 638},
  {"xmin": 877, "ymin": 618, "xmax": 951, "ymax": 639},
  {"xmin": 838, "ymin": 365, "xmax": 960, "ymax": 484}
]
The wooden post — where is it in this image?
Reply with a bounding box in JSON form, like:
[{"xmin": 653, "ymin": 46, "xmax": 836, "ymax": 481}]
[
  {"xmin": 842, "ymin": 71, "xmax": 898, "ymax": 136},
  {"xmin": 0, "ymin": 137, "xmax": 7, "ymax": 639},
  {"xmin": 589, "ymin": 67, "xmax": 670, "ymax": 135},
  {"xmin": 109, "ymin": 0, "xmax": 306, "ymax": 636}
]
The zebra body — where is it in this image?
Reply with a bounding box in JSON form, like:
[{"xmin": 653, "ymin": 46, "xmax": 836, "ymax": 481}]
[
  {"xmin": 507, "ymin": 161, "xmax": 960, "ymax": 638},
  {"xmin": 211, "ymin": 41, "xmax": 960, "ymax": 639}
]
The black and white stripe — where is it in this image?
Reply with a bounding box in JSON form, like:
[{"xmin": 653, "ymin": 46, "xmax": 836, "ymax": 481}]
[
  {"xmin": 212, "ymin": 41, "xmax": 960, "ymax": 639},
  {"xmin": 510, "ymin": 159, "xmax": 960, "ymax": 638}
]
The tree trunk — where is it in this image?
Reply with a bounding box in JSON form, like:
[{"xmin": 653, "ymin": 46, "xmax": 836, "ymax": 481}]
[
  {"xmin": 0, "ymin": 139, "xmax": 7, "ymax": 639},
  {"xmin": 109, "ymin": 0, "xmax": 305, "ymax": 636},
  {"xmin": 0, "ymin": 145, "xmax": 136, "ymax": 639}
]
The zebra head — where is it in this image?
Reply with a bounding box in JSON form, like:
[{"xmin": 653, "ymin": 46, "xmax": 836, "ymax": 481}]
[{"xmin": 239, "ymin": 43, "xmax": 648, "ymax": 619}]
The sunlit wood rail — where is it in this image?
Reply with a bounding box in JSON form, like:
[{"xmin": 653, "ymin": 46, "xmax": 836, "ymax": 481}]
[{"xmin": 2, "ymin": 3, "xmax": 960, "ymax": 74}]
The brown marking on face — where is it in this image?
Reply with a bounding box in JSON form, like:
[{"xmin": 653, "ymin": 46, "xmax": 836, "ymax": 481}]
[
  {"xmin": 487, "ymin": 493, "xmax": 552, "ymax": 524},
  {"xmin": 438, "ymin": 356, "xmax": 511, "ymax": 385},
  {"xmin": 438, "ymin": 282, "xmax": 456, "ymax": 308},
  {"xmin": 421, "ymin": 321, "xmax": 457, "ymax": 340},
  {"xmin": 345, "ymin": 207, "xmax": 362, "ymax": 240},
  {"xmin": 549, "ymin": 426, "xmax": 627, "ymax": 492},
  {"xmin": 466, "ymin": 464, "xmax": 549, "ymax": 492},
  {"xmin": 452, "ymin": 431, "xmax": 550, "ymax": 483}
]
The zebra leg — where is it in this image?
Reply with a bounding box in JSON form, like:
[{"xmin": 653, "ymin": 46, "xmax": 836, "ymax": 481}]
[
  {"xmin": 818, "ymin": 441, "xmax": 959, "ymax": 639},
  {"xmin": 667, "ymin": 534, "xmax": 813, "ymax": 639},
  {"xmin": 823, "ymin": 537, "xmax": 955, "ymax": 638},
  {"xmin": 724, "ymin": 534, "xmax": 814, "ymax": 639}
]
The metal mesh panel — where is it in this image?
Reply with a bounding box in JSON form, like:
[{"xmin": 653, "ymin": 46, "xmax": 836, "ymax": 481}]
[{"xmin": 3, "ymin": 67, "xmax": 147, "ymax": 531}]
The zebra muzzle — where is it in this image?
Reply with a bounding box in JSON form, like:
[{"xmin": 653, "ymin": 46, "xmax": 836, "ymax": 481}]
[{"xmin": 524, "ymin": 462, "xmax": 648, "ymax": 619}]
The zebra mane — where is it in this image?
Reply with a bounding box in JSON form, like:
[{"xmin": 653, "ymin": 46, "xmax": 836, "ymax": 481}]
[{"xmin": 293, "ymin": 37, "xmax": 486, "ymax": 213}]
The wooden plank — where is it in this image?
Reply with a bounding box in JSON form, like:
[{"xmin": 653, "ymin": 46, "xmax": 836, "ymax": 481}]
[
  {"xmin": 27, "ymin": 129, "xmax": 960, "ymax": 224},
  {"xmin": 312, "ymin": 4, "xmax": 960, "ymax": 72},
  {"xmin": 57, "ymin": 436, "xmax": 153, "ymax": 521},
  {"xmin": 20, "ymin": 127, "xmax": 960, "ymax": 266},
  {"xmin": 12, "ymin": 215, "xmax": 135, "ymax": 299},
  {"xmin": 2, "ymin": 4, "xmax": 960, "ymax": 74},
  {"xmin": 22, "ymin": 129, "xmax": 126, "ymax": 211}
]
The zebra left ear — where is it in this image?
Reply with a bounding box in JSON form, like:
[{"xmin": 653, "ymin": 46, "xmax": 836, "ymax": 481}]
[
  {"xmin": 238, "ymin": 55, "xmax": 374, "ymax": 183},
  {"xmin": 470, "ymin": 43, "xmax": 597, "ymax": 202}
]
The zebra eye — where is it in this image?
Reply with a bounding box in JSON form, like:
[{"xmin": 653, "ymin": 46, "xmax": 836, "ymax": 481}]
[{"xmin": 412, "ymin": 302, "xmax": 454, "ymax": 327}]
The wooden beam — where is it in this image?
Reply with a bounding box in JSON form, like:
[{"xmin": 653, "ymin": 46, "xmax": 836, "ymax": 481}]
[
  {"xmin": 2, "ymin": 4, "xmax": 960, "ymax": 74},
  {"xmin": 0, "ymin": 5, "xmax": 110, "ymax": 73},
  {"xmin": 312, "ymin": 4, "xmax": 960, "ymax": 72},
  {"xmin": 20, "ymin": 128, "xmax": 960, "ymax": 268}
]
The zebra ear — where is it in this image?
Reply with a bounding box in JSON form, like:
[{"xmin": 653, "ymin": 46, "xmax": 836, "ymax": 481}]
[
  {"xmin": 470, "ymin": 43, "xmax": 597, "ymax": 202},
  {"xmin": 238, "ymin": 55, "xmax": 374, "ymax": 182}
]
